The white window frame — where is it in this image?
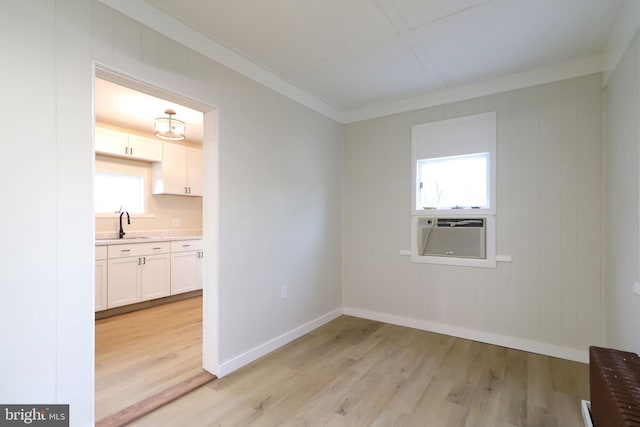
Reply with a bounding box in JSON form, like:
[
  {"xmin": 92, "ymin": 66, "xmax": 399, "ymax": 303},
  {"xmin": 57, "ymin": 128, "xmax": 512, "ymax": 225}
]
[
  {"xmin": 416, "ymin": 151, "xmax": 490, "ymax": 210},
  {"xmin": 94, "ymin": 154, "xmax": 156, "ymax": 218},
  {"xmin": 410, "ymin": 112, "xmax": 497, "ymax": 268},
  {"xmin": 94, "ymin": 171, "xmax": 146, "ymax": 215}
]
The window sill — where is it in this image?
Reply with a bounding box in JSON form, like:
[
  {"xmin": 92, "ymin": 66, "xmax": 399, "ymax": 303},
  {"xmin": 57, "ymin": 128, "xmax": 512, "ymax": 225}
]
[
  {"xmin": 410, "ymin": 253, "xmax": 496, "ymax": 268},
  {"xmin": 96, "ymin": 213, "xmax": 156, "ymax": 218},
  {"xmin": 412, "ymin": 208, "xmax": 494, "ymax": 216}
]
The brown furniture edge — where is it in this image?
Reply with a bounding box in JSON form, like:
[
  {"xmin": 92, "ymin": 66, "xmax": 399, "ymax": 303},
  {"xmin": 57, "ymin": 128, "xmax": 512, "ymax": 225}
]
[{"xmin": 96, "ymin": 371, "xmax": 217, "ymax": 427}]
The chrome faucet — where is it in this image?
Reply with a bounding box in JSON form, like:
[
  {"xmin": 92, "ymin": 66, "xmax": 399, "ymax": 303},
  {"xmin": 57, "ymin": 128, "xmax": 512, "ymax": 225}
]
[{"xmin": 119, "ymin": 211, "xmax": 130, "ymax": 239}]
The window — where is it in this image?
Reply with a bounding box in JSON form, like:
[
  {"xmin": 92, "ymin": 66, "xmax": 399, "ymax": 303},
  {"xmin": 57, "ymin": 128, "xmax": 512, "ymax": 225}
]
[
  {"xmin": 95, "ymin": 171, "xmax": 145, "ymax": 214},
  {"xmin": 417, "ymin": 152, "xmax": 489, "ymax": 210},
  {"xmin": 410, "ymin": 112, "xmax": 496, "ymax": 268}
]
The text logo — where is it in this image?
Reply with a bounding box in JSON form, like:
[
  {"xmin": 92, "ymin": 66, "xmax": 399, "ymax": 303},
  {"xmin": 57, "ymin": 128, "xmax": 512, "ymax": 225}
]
[{"xmin": 0, "ymin": 405, "xmax": 68, "ymax": 427}]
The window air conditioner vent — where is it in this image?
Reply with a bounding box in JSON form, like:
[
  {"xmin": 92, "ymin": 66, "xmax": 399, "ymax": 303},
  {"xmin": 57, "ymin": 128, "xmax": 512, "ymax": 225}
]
[{"xmin": 417, "ymin": 217, "xmax": 486, "ymax": 259}]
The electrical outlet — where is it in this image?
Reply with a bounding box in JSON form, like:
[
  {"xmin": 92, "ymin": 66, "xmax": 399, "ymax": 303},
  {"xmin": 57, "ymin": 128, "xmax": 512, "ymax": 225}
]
[
  {"xmin": 633, "ymin": 282, "xmax": 640, "ymax": 296},
  {"xmin": 281, "ymin": 285, "xmax": 288, "ymax": 300},
  {"xmin": 172, "ymin": 218, "xmax": 181, "ymax": 227}
]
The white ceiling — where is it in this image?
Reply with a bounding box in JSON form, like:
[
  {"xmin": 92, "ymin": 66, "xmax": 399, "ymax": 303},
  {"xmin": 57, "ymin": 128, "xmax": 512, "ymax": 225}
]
[
  {"xmin": 95, "ymin": 78, "xmax": 204, "ymax": 142},
  {"xmin": 98, "ymin": 0, "xmax": 620, "ymax": 127},
  {"xmin": 140, "ymin": 0, "xmax": 619, "ymax": 112}
]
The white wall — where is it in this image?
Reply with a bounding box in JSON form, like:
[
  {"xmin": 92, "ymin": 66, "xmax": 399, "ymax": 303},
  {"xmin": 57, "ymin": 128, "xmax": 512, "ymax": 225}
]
[
  {"xmin": 0, "ymin": 1, "xmax": 95, "ymax": 420},
  {"xmin": 343, "ymin": 74, "xmax": 603, "ymax": 362},
  {"xmin": 94, "ymin": 153, "xmax": 204, "ymax": 234},
  {"xmin": 215, "ymin": 60, "xmax": 343, "ymax": 364},
  {"xmin": 0, "ymin": 1, "xmax": 342, "ymax": 425},
  {"xmin": 603, "ymin": 2, "xmax": 640, "ymax": 354}
]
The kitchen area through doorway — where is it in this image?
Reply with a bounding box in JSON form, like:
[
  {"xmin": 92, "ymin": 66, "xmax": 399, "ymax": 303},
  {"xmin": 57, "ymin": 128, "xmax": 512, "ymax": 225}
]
[{"xmin": 93, "ymin": 75, "xmax": 211, "ymax": 423}]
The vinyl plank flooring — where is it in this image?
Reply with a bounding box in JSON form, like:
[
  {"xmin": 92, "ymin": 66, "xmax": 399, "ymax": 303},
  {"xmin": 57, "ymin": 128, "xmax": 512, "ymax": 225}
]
[
  {"xmin": 95, "ymin": 296, "xmax": 203, "ymax": 422},
  {"xmin": 131, "ymin": 316, "xmax": 589, "ymax": 427}
]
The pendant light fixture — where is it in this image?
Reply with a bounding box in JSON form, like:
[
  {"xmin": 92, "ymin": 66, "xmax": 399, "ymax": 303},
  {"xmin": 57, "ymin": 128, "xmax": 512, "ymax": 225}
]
[{"xmin": 154, "ymin": 109, "xmax": 185, "ymax": 141}]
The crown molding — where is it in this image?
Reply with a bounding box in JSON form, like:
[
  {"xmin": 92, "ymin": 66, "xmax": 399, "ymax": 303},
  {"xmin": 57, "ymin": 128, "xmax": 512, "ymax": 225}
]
[
  {"xmin": 99, "ymin": 1, "xmax": 605, "ymax": 125},
  {"xmin": 98, "ymin": 0, "xmax": 344, "ymax": 122}
]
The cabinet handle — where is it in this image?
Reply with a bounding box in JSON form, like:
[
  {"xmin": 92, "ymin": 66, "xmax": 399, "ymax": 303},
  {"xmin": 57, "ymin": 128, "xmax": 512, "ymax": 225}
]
[
  {"xmin": 183, "ymin": 244, "xmax": 190, "ymax": 248},
  {"xmin": 138, "ymin": 257, "xmax": 141, "ymax": 265},
  {"xmin": 130, "ymin": 147, "xmax": 133, "ymax": 156},
  {"xmin": 199, "ymin": 251, "xmax": 204, "ymax": 258},
  {"xmin": 143, "ymin": 257, "xmax": 146, "ymax": 265},
  {"xmin": 185, "ymin": 186, "xmax": 188, "ymax": 194},
  {"xmin": 125, "ymin": 147, "xmax": 128, "ymax": 155},
  {"xmin": 188, "ymin": 187, "xmax": 191, "ymax": 194},
  {"xmin": 153, "ymin": 247, "xmax": 162, "ymax": 250},
  {"xmin": 121, "ymin": 249, "xmax": 130, "ymax": 254}
]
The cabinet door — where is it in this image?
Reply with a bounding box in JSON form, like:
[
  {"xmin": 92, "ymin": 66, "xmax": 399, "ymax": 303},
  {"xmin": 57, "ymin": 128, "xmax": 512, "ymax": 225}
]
[
  {"xmin": 171, "ymin": 251, "xmax": 202, "ymax": 295},
  {"xmin": 95, "ymin": 127, "xmax": 128, "ymax": 157},
  {"xmin": 186, "ymin": 147, "xmax": 203, "ymax": 196},
  {"xmin": 195, "ymin": 253, "xmax": 203, "ymax": 290},
  {"xmin": 128, "ymin": 135, "xmax": 163, "ymax": 162},
  {"xmin": 107, "ymin": 257, "xmax": 141, "ymax": 308},
  {"xmin": 153, "ymin": 142, "xmax": 187, "ymax": 195},
  {"xmin": 95, "ymin": 259, "xmax": 108, "ymax": 311},
  {"xmin": 141, "ymin": 254, "xmax": 171, "ymax": 300}
]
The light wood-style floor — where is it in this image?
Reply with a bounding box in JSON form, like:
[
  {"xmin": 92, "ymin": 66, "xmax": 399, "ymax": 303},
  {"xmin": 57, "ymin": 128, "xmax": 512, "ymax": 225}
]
[
  {"xmin": 95, "ymin": 297, "xmax": 204, "ymax": 421},
  {"xmin": 131, "ymin": 315, "xmax": 589, "ymax": 427}
]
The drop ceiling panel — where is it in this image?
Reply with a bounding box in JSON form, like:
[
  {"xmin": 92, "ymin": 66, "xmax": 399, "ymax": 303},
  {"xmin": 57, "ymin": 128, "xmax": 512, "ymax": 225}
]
[
  {"xmin": 145, "ymin": 0, "xmax": 398, "ymax": 74},
  {"xmin": 391, "ymin": 0, "xmax": 491, "ymax": 29},
  {"xmin": 288, "ymin": 36, "xmax": 440, "ymax": 110},
  {"xmin": 119, "ymin": 0, "xmax": 621, "ymax": 117},
  {"xmin": 413, "ymin": 0, "xmax": 614, "ymax": 87}
]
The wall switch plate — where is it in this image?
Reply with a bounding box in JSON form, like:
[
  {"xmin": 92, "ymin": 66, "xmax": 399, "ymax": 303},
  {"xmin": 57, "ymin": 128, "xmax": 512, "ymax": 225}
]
[
  {"xmin": 633, "ymin": 282, "xmax": 640, "ymax": 296},
  {"xmin": 172, "ymin": 218, "xmax": 181, "ymax": 227},
  {"xmin": 281, "ymin": 285, "xmax": 288, "ymax": 300}
]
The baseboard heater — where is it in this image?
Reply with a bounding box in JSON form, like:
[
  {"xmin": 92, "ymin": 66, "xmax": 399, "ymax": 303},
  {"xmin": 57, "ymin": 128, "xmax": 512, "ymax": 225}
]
[{"xmin": 589, "ymin": 346, "xmax": 640, "ymax": 426}]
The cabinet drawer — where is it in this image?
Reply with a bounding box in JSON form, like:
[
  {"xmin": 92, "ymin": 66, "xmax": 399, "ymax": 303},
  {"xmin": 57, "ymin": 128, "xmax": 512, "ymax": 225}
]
[
  {"xmin": 171, "ymin": 239, "xmax": 203, "ymax": 253},
  {"xmin": 108, "ymin": 241, "xmax": 170, "ymax": 258},
  {"xmin": 95, "ymin": 245, "xmax": 108, "ymax": 261}
]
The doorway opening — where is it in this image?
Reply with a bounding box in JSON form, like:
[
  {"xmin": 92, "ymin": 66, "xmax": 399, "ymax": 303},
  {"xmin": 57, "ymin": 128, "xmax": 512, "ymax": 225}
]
[{"xmin": 92, "ymin": 66, "xmax": 219, "ymax": 422}]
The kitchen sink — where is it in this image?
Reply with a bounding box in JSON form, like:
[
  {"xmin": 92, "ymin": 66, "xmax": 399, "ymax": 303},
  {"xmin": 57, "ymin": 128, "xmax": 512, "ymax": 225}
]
[{"xmin": 96, "ymin": 236, "xmax": 154, "ymax": 242}]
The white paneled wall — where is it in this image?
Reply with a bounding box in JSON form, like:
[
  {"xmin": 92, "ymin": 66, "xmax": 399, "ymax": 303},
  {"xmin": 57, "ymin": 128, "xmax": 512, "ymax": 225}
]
[
  {"xmin": 343, "ymin": 74, "xmax": 603, "ymax": 361},
  {"xmin": 604, "ymin": 32, "xmax": 640, "ymax": 355},
  {"xmin": 0, "ymin": 1, "xmax": 343, "ymax": 425}
]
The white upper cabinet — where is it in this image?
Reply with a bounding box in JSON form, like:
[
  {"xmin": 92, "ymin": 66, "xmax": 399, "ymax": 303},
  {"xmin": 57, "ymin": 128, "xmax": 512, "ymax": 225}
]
[
  {"xmin": 127, "ymin": 135, "xmax": 163, "ymax": 162},
  {"xmin": 95, "ymin": 127, "xmax": 162, "ymax": 162},
  {"xmin": 151, "ymin": 142, "xmax": 203, "ymax": 196}
]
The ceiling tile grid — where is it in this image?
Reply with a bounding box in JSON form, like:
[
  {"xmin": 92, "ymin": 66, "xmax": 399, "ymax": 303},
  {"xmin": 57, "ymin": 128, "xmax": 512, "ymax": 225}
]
[{"xmin": 139, "ymin": 0, "xmax": 620, "ymax": 113}]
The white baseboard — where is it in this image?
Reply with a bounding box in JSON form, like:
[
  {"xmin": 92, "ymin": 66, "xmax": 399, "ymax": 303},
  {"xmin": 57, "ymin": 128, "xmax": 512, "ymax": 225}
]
[
  {"xmin": 217, "ymin": 308, "xmax": 343, "ymax": 377},
  {"xmin": 217, "ymin": 305, "xmax": 588, "ymax": 378},
  {"xmin": 343, "ymin": 307, "xmax": 589, "ymax": 363}
]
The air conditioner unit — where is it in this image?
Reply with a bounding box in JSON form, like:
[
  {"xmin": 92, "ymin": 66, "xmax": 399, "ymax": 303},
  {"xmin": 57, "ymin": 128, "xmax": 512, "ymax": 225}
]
[{"xmin": 417, "ymin": 217, "xmax": 486, "ymax": 259}]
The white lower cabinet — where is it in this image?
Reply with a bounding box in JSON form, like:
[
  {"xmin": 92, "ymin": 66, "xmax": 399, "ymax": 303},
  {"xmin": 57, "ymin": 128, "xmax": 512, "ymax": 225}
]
[
  {"xmin": 106, "ymin": 242, "xmax": 171, "ymax": 309},
  {"xmin": 107, "ymin": 256, "xmax": 142, "ymax": 308},
  {"xmin": 141, "ymin": 254, "xmax": 171, "ymax": 300},
  {"xmin": 95, "ymin": 246, "xmax": 108, "ymax": 311},
  {"xmin": 170, "ymin": 240, "xmax": 204, "ymax": 295},
  {"xmin": 96, "ymin": 238, "xmax": 203, "ymax": 311}
]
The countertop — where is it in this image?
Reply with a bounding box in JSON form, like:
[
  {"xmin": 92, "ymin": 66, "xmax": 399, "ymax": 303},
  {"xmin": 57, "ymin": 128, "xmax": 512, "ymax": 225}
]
[{"xmin": 95, "ymin": 235, "xmax": 202, "ymax": 246}]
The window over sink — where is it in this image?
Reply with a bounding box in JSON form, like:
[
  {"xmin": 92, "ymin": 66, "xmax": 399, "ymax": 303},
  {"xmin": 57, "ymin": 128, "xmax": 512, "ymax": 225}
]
[{"xmin": 94, "ymin": 171, "xmax": 145, "ymax": 214}]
